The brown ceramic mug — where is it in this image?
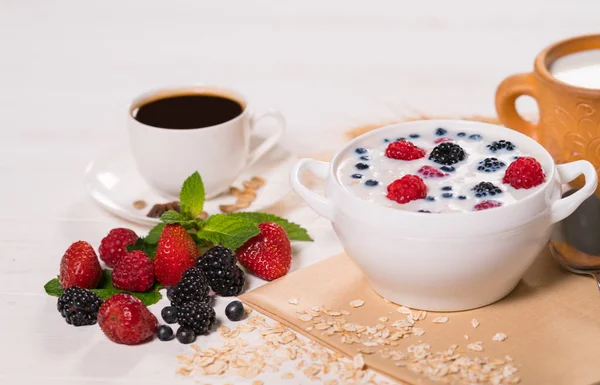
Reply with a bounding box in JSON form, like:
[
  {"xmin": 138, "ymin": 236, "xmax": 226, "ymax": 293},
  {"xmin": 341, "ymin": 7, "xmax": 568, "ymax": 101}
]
[{"xmin": 495, "ymin": 34, "xmax": 600, "ymax": 197}]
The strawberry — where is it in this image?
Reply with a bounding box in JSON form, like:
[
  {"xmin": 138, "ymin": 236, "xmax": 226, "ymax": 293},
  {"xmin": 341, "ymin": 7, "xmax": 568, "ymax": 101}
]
[
  {"xmin": 386, "ymin": 175, "xmax": 428, "ymax": 204},
  {"xmin": 236, "ymin": 222, "xmax": 291, "ymax": 281},
  {"xmin": 99, "ymin": 228, "xmax": 138, "ymax": 268},
  {"xmin": 112, "ymin": 251, "xmax": 155, "ymax": 292},
  {"xmin": 97, "ymin": 293, "xmax": 158, "ymax": 345},
  {"xmin": 154, "ymin": 224, "xmax": 200, "ymax": 286},
  {"xmin": 59, "ymin": 241, "xmax": 102, "ymax": 290}
]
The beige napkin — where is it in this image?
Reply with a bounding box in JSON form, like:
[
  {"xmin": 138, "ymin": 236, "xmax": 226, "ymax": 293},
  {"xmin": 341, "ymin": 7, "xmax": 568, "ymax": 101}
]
[{"xmin": 240, "ymin": 249, "xmax": 600, "ymax": 385}]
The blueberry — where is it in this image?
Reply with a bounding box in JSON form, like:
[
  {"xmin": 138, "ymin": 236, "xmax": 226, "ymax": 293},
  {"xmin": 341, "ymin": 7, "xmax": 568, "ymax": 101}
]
[
  {"xmin": 384, "ymin": 138, "xmax": 390, "ymax": 143},
  {"xmin": 225, "ymin": 301, "xmax": 245, "ymax": 322},
  {"xmin": 355, "ymin": 163, "xmax": 369, "ymax": 170},
  {"xmin": 441, "ymin": 186, "xmax": 453, "ymax": 191},
  {"xmin": 360, "ymin": 155, "xmax": 370, "ymax": 161},
  {"xmin": 166, "ymin": 286, "xmax": 175, "ymax": 302},
  {"xmin": 435, "ymin": 128, "xmax": 447, "ymax": 136},
  {"xmin": 161, "ymin": 306, "xmax": 178, "ymax": 324},
  {"xmin": 440, "ymin": 166, "xmax": 455, "ymax": 172},
  {"xmin": 442, "ymin": 193, "xmax": 453, "ymax": 198},
  {"xmin": 469, "ymin": 134, "xmax": 482, "ymax": 140},
  {"xmin": 458, "ymin": 195, "xmax": 467, "ymax": 200},
  {"xmin": 409, "ymin": 133, "xmax": 420, "ymax": 138},
  {"xmin": 418, "ymin": 210, "xmax": 432, "ymax": 213},
  {"xmin": 365, "ymin": 179, "xmax": 379, "ymax": 186},
  {"xmin": 355, "ymin": 148, "xmax": 367, "ymax": 154},
  {"xmin": 158, "ymin": 325, "xmax": 174, "ymax": 341},
  {"xmin": 457, "ymin": 132, "xmax": 466, "ymax": 137},
  {"xmin": 396, "ymin": 137, "xmax": 405, "ymax": 141},
  {"xmin": 176, "ymin": 326, "xmax": 196, "ymax": 344},
  {"xmin": 513, "ymin": 156, "xmax": 519, "ymax": 160},
  {"xmin": 351, "ymin": 173, "xmax": 363, "ymax": 179},
  {"xmin": 425, "ymin": 196, "xmax": 435, "ymax": 201}
]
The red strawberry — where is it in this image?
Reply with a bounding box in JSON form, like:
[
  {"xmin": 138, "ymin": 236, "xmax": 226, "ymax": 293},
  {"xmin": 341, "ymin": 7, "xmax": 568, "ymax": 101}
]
[
  {"xmin": 417, "ymin": 165, "xmax": 448, "ymax": 178},
  {"xmin": 154, "ymin": 224, "xmax": 200, "ymax": 286},
  {"xmin": 474, "ymin": 200, "xmax": 503, "ymax": 211},
  {"xmin": 99, "ymin": 228, "xmax": 138, "ymax": 268},
  {"xmin": 385, "ymin": 140, "xmax": 426, "ymax": 160},
  {"xmin": 59, "ymin": 241, "xmax": 102, "ymax": 290},
  {"xmin": 112, "ymin": 251, "xmax": 155, "ymax": 292},
  {"xmin": 502, "ymin": 157, "xmax": 545, "ymax": 189},
  {"xmin": 237, "ymin": 222, "xmax": 291, "ymax": 281},
  {"xmin": 386, "ymin": 175, "xmax": 427, "ymax": 204},
  {"xmin": 97, "ymin": 293, "xmax": 158, "ymax": 345}
]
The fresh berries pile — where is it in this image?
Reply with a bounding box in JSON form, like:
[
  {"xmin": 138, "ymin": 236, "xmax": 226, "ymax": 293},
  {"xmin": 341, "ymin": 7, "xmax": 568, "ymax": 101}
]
[
  {"xmin": 487, "ymin": 140, "xmax": 515, "ymax": 152},
  {"xmin": 478, "ymin": 157, "xmax": 506, "ymax": 172},
  {"xmin": 417, "ymin": 165, "xmax": 448, "ymax": 178},
  {"xmin": 198, "ymin": 246, "xmax": 245, "ymax": 296},
  {"xmin": 472, "ymin": 182, "xmax": 503, "ymax": 198},
  {"xmin": 429, "ymin": 142, "xmax": 466, "ymax": 165},
  {"xmin": 385, "ymin": 140, "xmax": 426, "ymax": 160},
  {"xmin": 99, "ymin": 228, "xmax": 138, "ymax": 268},
  {"xmin": 386, "ymin": 175, "xmax": 428, "ymax": 204},
  {"xmin": 237, "ymin": 222, "xmax": 292, "ymax": 281},
  {"xmin": 502, "ymin": 156, "xmax": 545, "ymax": 189},
  {"xmin": 474, "ymin": 200, "xmax": 503, "ymax": 211},
  {"xmin": 57, "ymin": 287, "xmax": 103, "ymax": 326}
]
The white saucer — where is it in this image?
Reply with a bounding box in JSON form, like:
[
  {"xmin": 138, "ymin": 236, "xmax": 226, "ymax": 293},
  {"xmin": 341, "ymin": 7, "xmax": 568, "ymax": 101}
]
[{"xmin": 85, "ymin": 145, "xmax": 297, "ymax": 226}]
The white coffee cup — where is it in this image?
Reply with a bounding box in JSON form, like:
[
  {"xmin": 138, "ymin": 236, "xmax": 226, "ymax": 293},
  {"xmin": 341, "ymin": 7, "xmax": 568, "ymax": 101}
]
[{"xmin": 128, "ymin": 85, "xmax": 285, "ymax": 199}]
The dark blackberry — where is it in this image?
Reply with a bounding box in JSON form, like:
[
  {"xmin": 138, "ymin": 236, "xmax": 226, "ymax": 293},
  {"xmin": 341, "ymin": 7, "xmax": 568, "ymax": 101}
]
[
  {"xmin": 469, "ymin": 134, "xmax": 482, "ymax": 141},
  {"xmin": 56, "ymin": 287, "xmax": 103, "ymax": 326},
  {"xmin": 225, "ymin": 301, "xmax": 245, "ymax": 322},
  {"xmin": 409, "ymin": 133, "xmax": 420, "ymax": 138},
  {"xmin": 487, "ymin": 140, "xmax": 515, "ymax": 152},
  {"xmin": 429, "ymin": 142, "xmax": 466, "ymax": 165},
  {"xmin": 457, "ymin": 132, "xmax": 466, "ymax": 137},
  {"xmin": 197, "ymin": 246, "xmax": 245, "ymax": 296},
  {"xmin": 365, "ymin": 179, "xmax": 379, "ymax": 186},
  {"xmin": 359, "ymin": 155, "xmax": 370, "ymax": 161},
  {"xmin": 351, "ymin": 173, "xmax": 363, "ymax": 179},
  {"xmin": 158, "ymin": 325, "xmax": 174, "ymax": 341},
  {"xmin": 355, "ymin": 163, "xmax": 369, "ymax": 170},
  {"xmin": 442, "ymin": 193, "xmax": 453, "ymax": 198},
  {"xmin": 355, "ymin": 148, "xmax": 367, "ymax": 154},
  {"xmin": 170, "ymin": 267, "xmax": 210, "ymax": 307},
  {"xmin": 177, "ymin": 301, "xmax": 216, "ymax": 335},
  {"xmin": 440, "ymin": 166, "xmax": 455, "ymax": 172},
  {"xmin": 472, "ymin": 182, "xmax": 503, "ymax": 197},
  {"xmin": 435, "ymin": 128, "xmax": 447, "ymax": 136},
  {"xmin": 477, "ymin": 157, "xmax": 506, "ymax": 172},
  {"xmin": 176, "ymin": 326, "xmax": 196, "ymax": 344}
]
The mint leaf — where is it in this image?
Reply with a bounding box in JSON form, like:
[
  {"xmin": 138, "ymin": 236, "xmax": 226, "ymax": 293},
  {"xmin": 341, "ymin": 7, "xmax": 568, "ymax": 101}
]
[
  {"xmin": 195, "ymin": 214, "xmax": 260, "ymax": 250},
  {"xmin": 145, "ymin": 223, "xmax": 165, "ymax": 244},
  {"xmin": 161, "ymin": 210, "xmax": 183, "ymax": 224},
  {"xmin": 179, "ymin": 172, "xmax": 205, "ymax": 220},
  {"xmin": 224, "ymin": 212, "xmax": 313, "ymax": 241},
  {"xmin": 126, "ymin": 237, "xmax": 158, "ymax": 259},
  {"xmin": 43, "ymin": 270, "xmax": 163, "ymax": 306}
]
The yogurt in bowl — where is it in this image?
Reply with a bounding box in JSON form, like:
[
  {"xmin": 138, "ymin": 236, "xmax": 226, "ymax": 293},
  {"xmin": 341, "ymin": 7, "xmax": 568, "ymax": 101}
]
[{"xmin": 290, "ymin": 120, "xmax": 597, "ymax": 311}]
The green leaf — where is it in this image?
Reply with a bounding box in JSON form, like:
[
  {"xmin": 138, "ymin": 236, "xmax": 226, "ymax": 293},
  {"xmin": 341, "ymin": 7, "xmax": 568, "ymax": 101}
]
[
  {"xmin": 224, "ymin": 212, "xmax": 313, "ymax": 241},
  {"xmin": 145, "ymin": 223, "xmax": 165, "ymax": 244},
  {"xmin": 179, "ymin": 172, "xmax": 205, "ymax": 220},
  {"xmin": 126, "ymin": 237, "xmax": 158, "ymax": 260},
  {"xmin": 160, "ymin": 210, "xmax": 183, "ymax": 224},
  {"xmin": 43, "ymin": 270, "xmax": 163, "ymax": 306},
  {"xmin": 195, "ymin": 214, "xmax": 260, "ymax": 250}
]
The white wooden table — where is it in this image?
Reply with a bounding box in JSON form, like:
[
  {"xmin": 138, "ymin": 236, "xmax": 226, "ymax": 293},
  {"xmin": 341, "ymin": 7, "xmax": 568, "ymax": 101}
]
[{"xmin": 1, "ymin": 1, "xmax": 598, "ymax": 384}]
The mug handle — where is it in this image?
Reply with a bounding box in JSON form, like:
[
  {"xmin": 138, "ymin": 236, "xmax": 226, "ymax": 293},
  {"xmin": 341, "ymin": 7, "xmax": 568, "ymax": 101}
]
[
  {"xmin": 289, "ymin": 159, "xmax": 334, "ymax": 221},
  {"xmin": 247, "ymin": 109, "xmax": 285, "ymax": 167},
  {"xmin": 550, "ymin": 160, "xmax": 598, "ymax": 223},
  {"xmin": 495, "ymin": 72, "xmax": 540, "ymax": 139}
]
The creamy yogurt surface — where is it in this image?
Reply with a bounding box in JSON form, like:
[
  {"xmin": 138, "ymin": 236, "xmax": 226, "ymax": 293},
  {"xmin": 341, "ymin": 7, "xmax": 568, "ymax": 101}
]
[{"xmin": 336, "ymin": 126, "xmax": 546, "ymax": 213}]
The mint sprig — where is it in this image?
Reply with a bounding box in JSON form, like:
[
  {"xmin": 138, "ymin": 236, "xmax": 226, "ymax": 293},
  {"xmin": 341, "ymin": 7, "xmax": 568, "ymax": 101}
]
[
  {"xmin": 179, "ymin": 171, "xmax": 205, "ymax": 220},
  {"xmin": 224, "ymin": 212, "xmax": 313, "ymax": 241},
  {"xmin": 195, "ymin": 214, "xmax": 261, "ymax": 250}
]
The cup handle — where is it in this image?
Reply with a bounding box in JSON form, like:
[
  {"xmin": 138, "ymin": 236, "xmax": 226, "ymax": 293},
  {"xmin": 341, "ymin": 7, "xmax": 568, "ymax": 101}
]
[
  {"xmin": 550, "ymin": 160, "xmax": 598, "ymax": 223},
  {"xmin": 289, "ymin": 159, "xmax": 334, "ymax": 221},
  {"xmin": 495, "ymin": 72, "xmax": 540, "ymax": 139},
  {"xmin": 247, "ymin": 109, "xmax": 285, "ymax": 167}
]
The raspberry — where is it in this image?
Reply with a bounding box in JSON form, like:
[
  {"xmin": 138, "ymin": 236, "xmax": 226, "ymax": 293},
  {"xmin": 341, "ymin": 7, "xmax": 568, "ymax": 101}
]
[
  {"xmin": 472, "ymin": 182, "xmax": 503, "ymax": 198},
  {"xmin": 197, "ymin": 246, "xmax": 245, "ymax": 297},
  {"xmin": 502, "ymin": 157, "xmax": 545, "ymax": 189},
  {"xmin": 385, "ymin": 140, "xmax": 426, "ymax": 161},
  {"xmin": 386, "ymin": 175, "xmax": 428, "ymax": 204},
  {"xmin": 477, "ymin": 157, "xmax": 506, "ymax": 172},
  {"xmin": 487, "ymin": 140, "xmax": 515, "ymax": 152},
  {"xmin": 177, "ymin": 301, "xmax": 216, "ymax": 335},
  {"xmin": 429, "ymin": 142, "xmax": 466, "ymax": 165},
  {"xmin": 57, "ymin": 287, "xmax": 103, "ymax": 326},
  {"xmin": 99, "ymin": 228, "xmax": 138, "ymax": 268},
  {"xmin": 417, "ymin": 165, "xmax": 448, "ymax": 178},
  {"xmin": 434, "ymin": 137, "xmax": 453, "ymax": 144},
  {"xmin": 474, "ymin": 200, "xmax": 503, "ymax": 211},
  {"xmin": 170, "ymin": 267, "xmax": 210, "ymax": 307},
  {"xmin": 112, "ymin": 251, "xmax": 155, "ymax": 292}
]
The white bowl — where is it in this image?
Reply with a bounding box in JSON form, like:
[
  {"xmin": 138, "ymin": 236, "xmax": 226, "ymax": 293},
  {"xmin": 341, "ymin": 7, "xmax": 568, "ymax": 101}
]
[{"xmin": 290, "ymin": 120, "xmax": 597, "ymax": 311}]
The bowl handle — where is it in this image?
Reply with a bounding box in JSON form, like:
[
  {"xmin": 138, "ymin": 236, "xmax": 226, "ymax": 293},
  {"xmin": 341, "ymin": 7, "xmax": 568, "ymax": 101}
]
[
  {"xmin": 550, "ymin": 160, "xmax": 598, "ymax": 224},
  {"xmin": 290, "ymin": 159, "xmax": 334, "ymax": 221}
]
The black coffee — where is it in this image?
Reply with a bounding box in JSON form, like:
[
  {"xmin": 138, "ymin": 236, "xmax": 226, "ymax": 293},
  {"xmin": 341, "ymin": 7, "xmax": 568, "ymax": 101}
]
[{"xmin": 134, "ymin": 94, "xmax": 244, "ymax": 129}]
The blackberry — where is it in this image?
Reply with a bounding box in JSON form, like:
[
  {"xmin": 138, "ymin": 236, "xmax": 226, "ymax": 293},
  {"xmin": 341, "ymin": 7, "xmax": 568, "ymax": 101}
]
[
  {"xmin": 487, "ymin": 140, "xmax": 515, "ymax": 152},
  {"xmin": 355, "ymin": 163, "xmax": 369, "ymax": 170},
  {"xmin": 177, "ymin": 301, "xmax": 216, "ymax": 335},
  {"xmin": 429, "ymin": 142, "xmax": 466, "ymax": 165},
  {"xmin": 56, "ymin": 287, "xmax": 103, "ymax": 326},
  {"xmin": 472, "ymin": 182, "xmax": 503, "ymax": 197},
  {"xmin": 355, "ymin": 148, "xmax": 367, "ymax": 154},
  {"xmin": 170, "ymin": 267, "xmax": 210, "ymax": 307},
  {"xmin": 365, "ymin": 179, "xmax": 379, "ymax": 186},
  {"xmin": 197, "ymin": 246, "xmax": 245, "ymax": 296},
  {"xmin": 477, "ymin": 157, "xmax": 506, "ymax": 172},
  {"xmin": 435, "ymin": 128, "xmax": 447, "ymax": 136}
]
